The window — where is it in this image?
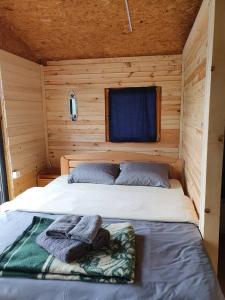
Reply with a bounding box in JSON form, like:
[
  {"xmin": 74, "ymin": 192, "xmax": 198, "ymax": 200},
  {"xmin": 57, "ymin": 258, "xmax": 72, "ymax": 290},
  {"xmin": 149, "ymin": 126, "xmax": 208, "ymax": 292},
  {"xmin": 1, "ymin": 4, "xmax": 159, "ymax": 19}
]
[{"xmin": 105, "ymin": 86, "xmax": 161, "ymax": 142}]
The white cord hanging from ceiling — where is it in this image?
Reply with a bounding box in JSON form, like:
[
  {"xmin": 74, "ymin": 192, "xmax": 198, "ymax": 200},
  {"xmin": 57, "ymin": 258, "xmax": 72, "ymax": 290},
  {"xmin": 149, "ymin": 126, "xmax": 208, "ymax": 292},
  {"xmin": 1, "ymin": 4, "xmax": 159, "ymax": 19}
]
[{"xmin": 124, "ymin": 0, "xmax": 133, "ymax": 32}]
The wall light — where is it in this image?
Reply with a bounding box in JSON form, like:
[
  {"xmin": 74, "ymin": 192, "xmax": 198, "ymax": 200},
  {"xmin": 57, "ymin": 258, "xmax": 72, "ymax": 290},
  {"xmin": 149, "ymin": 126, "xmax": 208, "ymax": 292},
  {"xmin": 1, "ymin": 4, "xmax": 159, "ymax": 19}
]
[{"xmin": 68, "ymin": 90, "xmax": 78, "ymax": 121}]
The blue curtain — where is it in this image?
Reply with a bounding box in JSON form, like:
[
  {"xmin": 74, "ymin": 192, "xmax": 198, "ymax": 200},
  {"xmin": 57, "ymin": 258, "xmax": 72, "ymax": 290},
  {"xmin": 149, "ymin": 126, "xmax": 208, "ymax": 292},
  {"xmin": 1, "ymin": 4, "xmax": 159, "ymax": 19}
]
[{"xmin": 108, "ymin": 87, "xmax": 157, "ymax": 142}]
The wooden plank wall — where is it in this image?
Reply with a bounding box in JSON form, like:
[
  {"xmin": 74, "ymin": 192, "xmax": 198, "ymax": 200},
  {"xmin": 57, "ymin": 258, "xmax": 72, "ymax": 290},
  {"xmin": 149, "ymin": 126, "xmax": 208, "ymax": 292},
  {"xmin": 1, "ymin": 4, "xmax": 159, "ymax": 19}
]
[
  {"xmin": 181, "ymin": 0, "xmax": 210, "ymax": 212},
  {"xmin": 182, "ymin": 0, "xmax": 225, "ymax": 271},
  {"xmin": 200, "ymin": 0, "xmax": 225, "ymax": 270},
  {"xmin": 43, "ymin": 55, "xmax": 182, "ymax": 167},
  {"xmin": 0, "ymin": 50, "xmax": 47, "ymax": 198}
]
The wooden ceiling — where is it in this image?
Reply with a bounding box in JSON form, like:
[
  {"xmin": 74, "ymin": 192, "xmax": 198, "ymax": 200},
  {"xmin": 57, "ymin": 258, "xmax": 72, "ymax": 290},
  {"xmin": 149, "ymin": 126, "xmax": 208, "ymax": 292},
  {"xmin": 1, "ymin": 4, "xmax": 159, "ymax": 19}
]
[
  {"xmin": 0, "ymin": 0, "xmax": 202, "ymax": 62},
  {"xmin": 0, "ymin": 19, "xmax": 36, "ymax": 61}
]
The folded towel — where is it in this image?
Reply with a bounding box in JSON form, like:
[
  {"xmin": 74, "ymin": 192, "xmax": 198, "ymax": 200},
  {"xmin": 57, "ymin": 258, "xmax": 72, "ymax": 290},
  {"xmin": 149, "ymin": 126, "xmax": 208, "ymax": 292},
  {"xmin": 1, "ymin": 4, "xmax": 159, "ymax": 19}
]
[
  {"xmin": 5, "ymin": 217, "xmax": 134, "ymax": 283},
  {"xmin": 92, "ymin": 228, "xmax": 110, "ymax": 250},
  {"xmin": 45, "ymin": 215, "xmax": 81, "ymax": 238},
  {"xmin": 36, "ymin": 227, "xmax": 110, "ymax": 263},
  {"xmin": 36, "ymin": 231, "xmax": 90, "ymax": 263},
  {"xmin": 68, "ymin": 215, "xmax": 102, "ymax": 244}
]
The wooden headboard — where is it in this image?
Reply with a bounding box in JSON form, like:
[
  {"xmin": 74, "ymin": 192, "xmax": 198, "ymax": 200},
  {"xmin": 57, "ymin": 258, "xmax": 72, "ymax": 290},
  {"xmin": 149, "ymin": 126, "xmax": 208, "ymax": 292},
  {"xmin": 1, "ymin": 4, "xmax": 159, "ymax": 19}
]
[{"xmin": 60, "ymin": 151, "xmax": 184, "ymax": 185}]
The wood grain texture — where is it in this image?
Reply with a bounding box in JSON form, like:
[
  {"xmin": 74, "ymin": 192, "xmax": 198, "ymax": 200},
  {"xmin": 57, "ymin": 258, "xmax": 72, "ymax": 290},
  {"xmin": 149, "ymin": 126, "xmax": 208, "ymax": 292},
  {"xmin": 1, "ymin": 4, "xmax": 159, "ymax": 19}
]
[
  {"xmin": 199, "ymin": 0, "xmax": 225, "ymax": 271},
  {"xmin": 43, "ymin": 55, "xmax": 182, "ymax": 166},
  {"xmin": 0, "ymin": 0, "xmax": 201, "ymax": 61},
  {"xmin": 0, "ymin": 19, "xmax": 36, "ymax": 62},
  {"xmin": 60, "ymin": 151, "xmax": 184, "ymax": 185},
  {"xmin": 181, "ymin": 0, "xmax": 209, "ymax": 212},
  {"xmin": 0, "ymin": 49, "xmax": 47, "ymax": 198},
  {"xmin": 181, "ymin": 0, "xmax": 225, "ymax": 271}
]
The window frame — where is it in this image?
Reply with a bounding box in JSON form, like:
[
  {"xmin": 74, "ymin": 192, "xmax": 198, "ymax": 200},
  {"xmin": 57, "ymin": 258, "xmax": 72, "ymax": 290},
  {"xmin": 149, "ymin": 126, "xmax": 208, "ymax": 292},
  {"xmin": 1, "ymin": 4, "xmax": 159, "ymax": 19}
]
[{"xmin": 105, "ymin": 86, "xmax": 161, "ymax": 143}]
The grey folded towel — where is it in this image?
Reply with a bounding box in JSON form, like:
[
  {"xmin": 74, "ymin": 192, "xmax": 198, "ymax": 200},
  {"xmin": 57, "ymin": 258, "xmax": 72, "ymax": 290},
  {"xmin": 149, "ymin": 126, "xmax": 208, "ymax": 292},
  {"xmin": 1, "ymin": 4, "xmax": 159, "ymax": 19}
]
[
  {"xmin": 36, "ymin": 231, "xmax": 90, "ymax": 263},
  {"xmin": 36, "ymin": 227, "xmax": 110, "ymax": 263},
  {"xmin": 46, "ymin": 215, "xmax": 81, "ymax": 238},
  {"xmin": 68, "ymin": 215, "xmax": 102, "ymax": 244},
  {"xmin": 92, "ymin": 228, "xmax": 110, "ymax": 250}
]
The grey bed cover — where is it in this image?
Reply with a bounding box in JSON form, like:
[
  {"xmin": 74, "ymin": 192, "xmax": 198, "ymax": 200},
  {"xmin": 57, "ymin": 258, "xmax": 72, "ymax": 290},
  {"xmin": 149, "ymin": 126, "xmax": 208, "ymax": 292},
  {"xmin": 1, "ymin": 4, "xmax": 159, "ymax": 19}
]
[{"xmin": 0, "ymin": 211, "xmax": 223, "ymax": 300}]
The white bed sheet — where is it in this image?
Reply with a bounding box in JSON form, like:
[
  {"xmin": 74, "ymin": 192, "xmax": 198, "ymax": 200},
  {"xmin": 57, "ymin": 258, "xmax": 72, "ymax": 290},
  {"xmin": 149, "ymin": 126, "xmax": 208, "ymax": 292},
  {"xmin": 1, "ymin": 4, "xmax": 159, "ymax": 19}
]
[{"xmin": 1, "ymin": 176, "xmax": 198, "ymax": 225}]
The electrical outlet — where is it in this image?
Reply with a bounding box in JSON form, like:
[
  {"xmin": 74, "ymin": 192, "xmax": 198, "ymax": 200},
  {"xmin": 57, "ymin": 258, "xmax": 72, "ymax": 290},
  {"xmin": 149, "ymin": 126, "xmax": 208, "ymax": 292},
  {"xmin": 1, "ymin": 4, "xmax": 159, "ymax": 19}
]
[{"xmin": 12, "ymin": 170, "xmax": 21, "ymax": 179}]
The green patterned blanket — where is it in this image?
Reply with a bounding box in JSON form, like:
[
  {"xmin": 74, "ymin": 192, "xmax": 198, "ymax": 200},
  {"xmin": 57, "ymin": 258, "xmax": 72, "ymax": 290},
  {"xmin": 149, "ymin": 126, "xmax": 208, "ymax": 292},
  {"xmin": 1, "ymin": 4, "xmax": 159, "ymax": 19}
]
[{"xmin": 0, "ymin": 217, "xmax": 135, "ymax": 284}]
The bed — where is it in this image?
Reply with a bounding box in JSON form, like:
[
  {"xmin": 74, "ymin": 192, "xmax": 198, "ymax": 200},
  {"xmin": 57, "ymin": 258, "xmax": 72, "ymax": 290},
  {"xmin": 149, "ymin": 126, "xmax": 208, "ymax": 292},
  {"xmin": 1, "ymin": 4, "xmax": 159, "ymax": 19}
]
[{"xmin": 0, "ymin": 152, "xmax": 223, "ymax": 300}]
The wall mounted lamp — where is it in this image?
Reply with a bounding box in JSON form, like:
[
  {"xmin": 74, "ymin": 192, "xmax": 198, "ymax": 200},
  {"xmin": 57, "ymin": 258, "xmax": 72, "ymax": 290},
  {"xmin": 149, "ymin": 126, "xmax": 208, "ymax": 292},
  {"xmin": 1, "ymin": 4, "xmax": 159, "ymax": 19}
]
[{"xmin": 68, "ymin": 90, "xmax": 78, "ymax": 121}]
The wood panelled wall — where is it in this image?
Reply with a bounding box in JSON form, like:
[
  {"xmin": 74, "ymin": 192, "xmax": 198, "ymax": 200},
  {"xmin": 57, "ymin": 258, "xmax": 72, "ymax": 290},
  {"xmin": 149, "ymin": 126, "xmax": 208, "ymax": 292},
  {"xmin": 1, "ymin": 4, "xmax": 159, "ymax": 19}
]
[
  {"xmin": 181, "ymin": 0, "xmax": 209, "ymax": 212},
  {"xmin": 43, "ymin": 55, "xmax": 182, "ymax": 167},
  {"xmin": 182, "ymin": 0, "xmax": 225, "ymax": 270},
  {"xmin": 0, "ymin": 50, "xmax": 47, "ymax": 198}
]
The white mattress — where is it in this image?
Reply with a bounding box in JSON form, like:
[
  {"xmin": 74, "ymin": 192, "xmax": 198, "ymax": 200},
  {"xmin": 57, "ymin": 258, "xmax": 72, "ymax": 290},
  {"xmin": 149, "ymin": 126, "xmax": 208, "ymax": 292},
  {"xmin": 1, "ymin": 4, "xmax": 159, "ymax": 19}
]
[{"xmin": 1, "ymin": 176, "xmax": 198, "ymax": 225}]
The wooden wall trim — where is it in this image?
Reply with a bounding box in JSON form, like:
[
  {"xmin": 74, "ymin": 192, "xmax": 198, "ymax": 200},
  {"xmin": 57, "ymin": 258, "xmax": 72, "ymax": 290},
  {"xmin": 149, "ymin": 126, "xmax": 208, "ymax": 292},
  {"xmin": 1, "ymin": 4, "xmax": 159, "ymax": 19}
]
[
  {"xmin": 104, "ymin": 86, "xmax": 161, "ymax": 143},
  {"xmin": 156, "ymin": 86, "xmax": 162, "ymax": 142},
  {"xmin": 41, "ymin": 65, "xmax": 49, "ymax": 166},
  {"xmin": 179, "ymin": 54, "xmax": 185, "ymax": 160},
  {"xmin": 104, "ymin": 88, "xmax": 110, "ymax": 142},
  {"xmin": 0, "ymin": 67, "xmax": 14, "ymax": 199},
  {"xmin": 47, "ymin": 55, "xmax": 182, "ymax": 66}
]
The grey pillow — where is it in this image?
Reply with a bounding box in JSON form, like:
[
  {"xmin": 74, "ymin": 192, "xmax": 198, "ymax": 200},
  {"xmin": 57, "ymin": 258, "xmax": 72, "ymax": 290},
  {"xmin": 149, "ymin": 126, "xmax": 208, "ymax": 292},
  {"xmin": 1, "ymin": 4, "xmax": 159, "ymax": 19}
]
[
  {"xmin": 68, "ymin": 163, "xmax": 120, "ymax": 185},
  {"xmin": 115, "ymin": 162, "xmax": 170, "ymax": 188}
]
